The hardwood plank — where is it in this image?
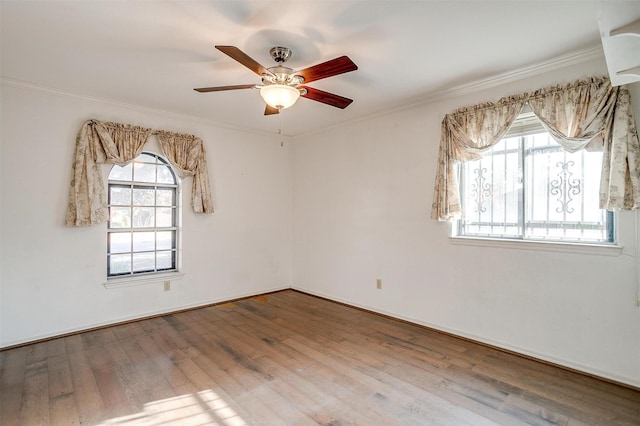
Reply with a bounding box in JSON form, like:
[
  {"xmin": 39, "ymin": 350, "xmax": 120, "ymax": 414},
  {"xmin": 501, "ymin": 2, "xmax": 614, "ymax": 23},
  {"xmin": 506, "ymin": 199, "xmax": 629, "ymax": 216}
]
[
  {"xmin": 49, "ymin": 393, "xmax": 80, "ymax": 426},
  {"xmin": 135, "ymin": 332, "xmax": 194, "ymax": 394},
  {"xmin": 0, "ymin": 347, "xmax": 27, "ymax": 426},
  {"xmin": 118, "ymin": 338, "xmax": 175, "ymax": 408},
  {"xmin": 86, "ymin": 339, "xmax": 136, "ymax": 420},
  {"xmin": 66, "ymin": 345, "xmax": 105, "ymax": 425},
  {"xmin": 47, "ymin": 352, "xmax": 80, "ymax": 425},
  {"xmin": 25, "ymin": 342, "xmax": 48, "ymax": 366},
  {"xmin": 20, "ymin": 360, "xmax": 49, "ymax": 425}
]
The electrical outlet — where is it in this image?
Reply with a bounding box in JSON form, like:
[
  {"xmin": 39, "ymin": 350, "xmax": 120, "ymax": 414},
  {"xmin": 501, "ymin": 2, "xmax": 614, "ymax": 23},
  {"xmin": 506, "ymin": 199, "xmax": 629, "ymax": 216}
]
[
  {"xmin": 376, "ymin": 278, "xmax": 382, "ymax": 289},
  {"xmin": 163, "ymin": 281, "xmax": 170, "ymax": 291}
]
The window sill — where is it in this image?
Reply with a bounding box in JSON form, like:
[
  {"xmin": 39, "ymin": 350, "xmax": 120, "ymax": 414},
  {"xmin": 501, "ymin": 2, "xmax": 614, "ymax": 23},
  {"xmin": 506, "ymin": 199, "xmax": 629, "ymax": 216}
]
[
  {"xmin": 103, "ymin": 271, "xmax": 184, "ymax": 289},
  {"xmin": 449, "ymin": 236, "xmax": 623, "ymax": 256}
]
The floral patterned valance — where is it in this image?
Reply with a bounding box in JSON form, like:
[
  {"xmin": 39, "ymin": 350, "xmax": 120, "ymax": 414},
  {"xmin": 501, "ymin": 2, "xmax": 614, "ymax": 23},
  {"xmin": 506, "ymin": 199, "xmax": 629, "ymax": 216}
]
[
  {"xmin": 66, "ymin": 119, "xmax": 213, "ymax": 227},
  {"xmin": 431, "ymin": 77, "xmax": 640, "ymax": 221}
]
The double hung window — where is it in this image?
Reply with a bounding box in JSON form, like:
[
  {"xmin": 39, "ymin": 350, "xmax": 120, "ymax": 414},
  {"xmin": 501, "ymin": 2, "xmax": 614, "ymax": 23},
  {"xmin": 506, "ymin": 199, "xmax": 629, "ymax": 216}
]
[
  {"xmin": 458, "ymin": 113, "xmax": 614, "ymax": 244},
  {"xmin": 107, "ymin": 152, "xmax": 180, "ymax": 277}
]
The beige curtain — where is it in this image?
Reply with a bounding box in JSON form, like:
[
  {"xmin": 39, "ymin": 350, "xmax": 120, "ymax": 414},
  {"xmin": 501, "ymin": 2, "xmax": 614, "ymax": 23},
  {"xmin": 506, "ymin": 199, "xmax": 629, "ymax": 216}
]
[
  {"xmin": 601, "ymin": 88, "xmax": 640, "ymax": 210},
  {"xmin": 527, "ymin": 78, "xmax": 640, "ymax": 210},
  {"xmin": 431, "ymin": 96, "xmax": 526, "ymax": 220},
  {"xmin": 66, "ymin": 120, "xmax": 151, "ymax": 227},
  {"xmin": 156, "ymin": 130, "xmax": 214, "ymax": 213},
  {"xmin": 431, "ymin": 77, "xmax": 640, "ymax": 221}
]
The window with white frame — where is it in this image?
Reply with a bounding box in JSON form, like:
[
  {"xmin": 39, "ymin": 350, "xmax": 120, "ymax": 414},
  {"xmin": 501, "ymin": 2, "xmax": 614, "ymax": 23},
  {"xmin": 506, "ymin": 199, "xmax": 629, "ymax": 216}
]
[
  {"xmin": 457, "ymin": 112, "xmax": 614, "ymax": 244},
  {"xmin": 107, "ymin": 152, "xmax": 180, "ymax": 277}
]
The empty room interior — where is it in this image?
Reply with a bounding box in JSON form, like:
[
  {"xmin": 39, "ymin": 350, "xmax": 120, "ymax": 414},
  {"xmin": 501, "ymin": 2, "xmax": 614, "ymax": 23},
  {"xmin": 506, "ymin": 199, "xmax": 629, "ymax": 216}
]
[{"xmin": 2, "ymin": 1, "xmax": 640, "ymax": 425}]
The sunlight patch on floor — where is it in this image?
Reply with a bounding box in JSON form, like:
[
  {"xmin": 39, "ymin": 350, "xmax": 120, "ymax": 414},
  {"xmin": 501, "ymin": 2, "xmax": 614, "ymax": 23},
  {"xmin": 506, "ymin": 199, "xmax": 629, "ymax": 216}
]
[{"xmin": 97, "ymin": 389, "xmax": 248, "ymax": 425}]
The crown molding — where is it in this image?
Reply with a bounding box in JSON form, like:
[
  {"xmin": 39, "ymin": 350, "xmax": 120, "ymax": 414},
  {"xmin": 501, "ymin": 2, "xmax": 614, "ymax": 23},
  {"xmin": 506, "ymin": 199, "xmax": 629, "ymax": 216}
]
[
  {"xmin": 0, "ymin": 77, "xmax": 286, "ymax": 138},
  {"xmin": 296, "ymin": 45, "xmax": 605, "ymax": 139},
  {"xmin": 2, "ymin": 44, "xmax": 604, "ymax": 140},
  {"xmin": 425, "ymin": 45, "xmax": 605, "ymax": 102}
]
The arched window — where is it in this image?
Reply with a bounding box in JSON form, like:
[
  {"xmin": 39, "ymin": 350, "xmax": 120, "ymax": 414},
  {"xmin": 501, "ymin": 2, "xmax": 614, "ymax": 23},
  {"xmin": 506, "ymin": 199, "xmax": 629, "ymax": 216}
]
[{"xmin": 107, "ymin": 152, "xmax": 179, "ymax": 277}]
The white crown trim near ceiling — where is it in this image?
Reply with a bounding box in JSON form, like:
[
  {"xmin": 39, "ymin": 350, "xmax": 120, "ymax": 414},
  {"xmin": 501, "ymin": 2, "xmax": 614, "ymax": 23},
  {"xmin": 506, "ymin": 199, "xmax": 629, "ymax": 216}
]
[
  {"xmin": 0, "ymin": 77, "xmax": 285, "ymax": 139},
  {"xmin": 296, "ymin": 45, "xmax": 605, "ymax": 139},
  {"xmin": 427, "ymin": 45, "xmax": 605, "ymax": 101},
  {"xmin": 1, "ymin": 45, "xmax": 604, "ymax": 139}
]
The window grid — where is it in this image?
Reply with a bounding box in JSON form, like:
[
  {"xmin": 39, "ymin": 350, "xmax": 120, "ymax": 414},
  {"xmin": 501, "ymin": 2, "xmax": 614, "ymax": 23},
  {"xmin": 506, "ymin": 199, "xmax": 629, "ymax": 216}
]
[
  {"xmin": 458, "ymin": 129, "xmax": 613, "ymax": 244},
  {"xmin": 107, "ymin": 153, "xmax": 179, "ymax": 277}
]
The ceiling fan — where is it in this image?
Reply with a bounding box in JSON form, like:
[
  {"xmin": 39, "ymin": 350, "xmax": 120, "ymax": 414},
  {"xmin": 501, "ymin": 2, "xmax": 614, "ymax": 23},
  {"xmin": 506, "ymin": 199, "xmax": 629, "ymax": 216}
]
[{"xmin": 194, "ymin": 45, "xmax": 358, "ymax": 115}]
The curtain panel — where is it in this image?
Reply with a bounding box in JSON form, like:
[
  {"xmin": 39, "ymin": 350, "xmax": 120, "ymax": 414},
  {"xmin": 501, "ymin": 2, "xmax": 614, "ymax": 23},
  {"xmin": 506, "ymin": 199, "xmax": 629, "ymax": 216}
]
[
  {"xmin": 431, "ymin": 77, "xmax": 640, "ymax": 221},
  {"xmin": 156, "ymin": 130, "xmax": 214, "ymax": 214},
  {"xmin": 66, "ymin": 120, "xmax": 152, "ymax": 227},
  {"xmin": 66, "ymin": 120, "xmax": 214, "ymax": 227}
]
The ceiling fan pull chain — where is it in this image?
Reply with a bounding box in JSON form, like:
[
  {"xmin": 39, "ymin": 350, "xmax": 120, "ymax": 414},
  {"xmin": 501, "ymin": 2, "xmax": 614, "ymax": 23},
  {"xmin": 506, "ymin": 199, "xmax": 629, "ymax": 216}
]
[{"xmin": 278, "ymin": 116, "xmax": 285, "ymax": 148}]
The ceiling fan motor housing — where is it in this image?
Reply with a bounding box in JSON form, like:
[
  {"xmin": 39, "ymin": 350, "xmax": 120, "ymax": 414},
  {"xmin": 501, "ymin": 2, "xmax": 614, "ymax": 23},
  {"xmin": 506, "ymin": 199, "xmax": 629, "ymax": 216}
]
[{"xmin": 262, "ymin": 65, "xmax": 303, "ymax": 86}]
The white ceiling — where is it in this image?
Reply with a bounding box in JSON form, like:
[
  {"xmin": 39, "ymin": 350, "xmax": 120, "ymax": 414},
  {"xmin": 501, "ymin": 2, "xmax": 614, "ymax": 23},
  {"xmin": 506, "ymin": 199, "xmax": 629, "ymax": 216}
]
[{"xmin": 1, "ymin": 1, "xmax": 633, "ymax": 136}]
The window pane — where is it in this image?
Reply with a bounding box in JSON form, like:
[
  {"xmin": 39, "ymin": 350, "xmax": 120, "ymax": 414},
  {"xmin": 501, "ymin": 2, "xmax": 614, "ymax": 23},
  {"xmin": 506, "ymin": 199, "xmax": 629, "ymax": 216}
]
[
  {"xmin": 132, "ymin": 207, "xmax": 155, "ymax": 228},
  {"xmin": 110, "ymin": 207, "xmax": 131, "ymax": 228},
  {"xmin": 156, "ymin": 189, "xmax": 174, "ymax": 206},
  {"xmin": 156, "ymin": 208, "xmax": 174, "ymax": 227},
  {"xmin": 133, "ymin": 231, "xmax": 155, "ymax": 252},
  {"xmin": 133, "ymin": 162, "xmax": 156, "ymax": 183},
  {"xmin": 109, "ymin": 232, "xmax": 131, "ymax": 253},
  {"xmin": 460, "ymin": 137, "xmax": 521, "ymax": 238},
  {"xmin": 157, "ymin": 231, "xmax": 175, "ymax": 250},
  {"xmin": 157, "ymin": 165, "xmax": 175, "ymax": 184},
  {"xmin": 137, "ymin": 153, "xmax": 157, "ymax": 164},
  {"xmin": 132, "ymin": 252, "xmax": 155, "ymax": 273},
  {"xmin": 525, "ymin": 134, "xmax": 609, "ymax": 242},
  {"xmin": 157, "ymin": 251, "xmax": 175, "ymax": 270},
  {"xmin": 109, "ymin": 163, "xmax": 132, "ymax": 181},
  {"xmin": 133, "ymin": 188, "xmax": 155, "ymax": 206},
  {"xmin": 109, "ymin": 187, "xmax": 131, "ymax": 206},
  {"xmin": 109, "ymin": 254, "xmax": 131, "ymax": 275}
]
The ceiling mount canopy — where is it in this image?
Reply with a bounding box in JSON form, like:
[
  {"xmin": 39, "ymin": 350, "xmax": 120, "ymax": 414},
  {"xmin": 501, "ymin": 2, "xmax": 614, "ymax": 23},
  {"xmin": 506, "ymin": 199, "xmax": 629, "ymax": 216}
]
[
  {"xmin": 269, "ymin": 46, "xmax": 292, "ymax": 64},
  {"xmin": 194, "ymin": 45, "xmax": 357, "ymax": 115}
]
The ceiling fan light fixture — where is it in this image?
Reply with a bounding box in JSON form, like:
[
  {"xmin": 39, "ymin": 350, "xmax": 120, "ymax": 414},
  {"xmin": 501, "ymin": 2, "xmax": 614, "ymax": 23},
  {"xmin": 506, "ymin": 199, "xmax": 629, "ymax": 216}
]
[{"xmin": 260, "ymin": 84, "xmax": 300, "ymax": 110}]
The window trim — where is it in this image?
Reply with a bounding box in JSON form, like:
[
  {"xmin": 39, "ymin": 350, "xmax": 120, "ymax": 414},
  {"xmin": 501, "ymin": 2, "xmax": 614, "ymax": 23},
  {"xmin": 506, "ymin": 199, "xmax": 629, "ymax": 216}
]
[
  {"xmin": 106, "ymin": 151, "xmax": 182, "ymax": 280},
  {"xmin": 449, "ymin": 235, "xmax": 623, "ymax": 256},
  {"xmin": 103, "ymin": 271, "xmax": 185, "ymax": 289}
]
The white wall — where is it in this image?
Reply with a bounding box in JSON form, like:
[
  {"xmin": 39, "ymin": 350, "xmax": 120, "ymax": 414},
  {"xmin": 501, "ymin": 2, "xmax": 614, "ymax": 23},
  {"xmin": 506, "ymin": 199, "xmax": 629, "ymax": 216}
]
[
  {"xmin": 0, "ymin": 83, "xmax": 292, "ymax": 347},
  {"xmin": 291, "ymin": 57, "xmax": 640, "ymax": 387}
]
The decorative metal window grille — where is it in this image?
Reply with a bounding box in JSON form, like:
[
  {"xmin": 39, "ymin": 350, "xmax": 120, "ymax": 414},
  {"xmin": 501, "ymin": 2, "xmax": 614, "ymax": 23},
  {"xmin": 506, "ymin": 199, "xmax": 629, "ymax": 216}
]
[
  {"xmin": 458, "ymin": 114, "xmax": 614, "ymax": 243},
  {"xmin": 107, "ymin": 152, "xmax": 179, "ymax": 277}
]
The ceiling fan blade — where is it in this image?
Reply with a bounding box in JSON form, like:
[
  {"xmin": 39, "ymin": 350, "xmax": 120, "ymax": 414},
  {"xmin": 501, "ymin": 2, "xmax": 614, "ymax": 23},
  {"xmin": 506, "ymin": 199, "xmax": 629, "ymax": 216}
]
[
  {"xmin": 294, "ymin": 56, "xmax": 357, "ymax": 84},
  {"xmin": 215, "ymin": 45, "xmax": 274, "ymax": 76},
  {"xmin": 194, "ymin": 84, "xmax": 256, "ymax": 93},
  {"xmin": 264, "ymin": 105, "xmax": 280, "ymax": 115},
  {"xmin": 300, "ymin": 86, "xmax": 353, "ymax": 109}
]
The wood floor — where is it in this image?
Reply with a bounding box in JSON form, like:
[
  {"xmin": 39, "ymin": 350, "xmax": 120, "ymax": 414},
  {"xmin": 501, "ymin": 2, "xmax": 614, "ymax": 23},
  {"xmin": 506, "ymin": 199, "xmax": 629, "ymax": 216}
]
[{"xmin": 1, "ymin": 290, "xmax": 638, "ymax": 425}]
